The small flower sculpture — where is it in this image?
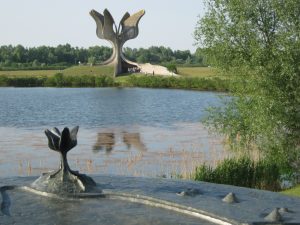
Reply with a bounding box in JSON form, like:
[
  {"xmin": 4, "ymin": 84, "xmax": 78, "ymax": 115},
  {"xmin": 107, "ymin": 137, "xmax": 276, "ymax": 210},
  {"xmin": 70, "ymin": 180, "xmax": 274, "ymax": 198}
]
[
  {"xmin": 32, "ymin": 126, "xmax": 96, "ymax": 194},
  {"xmin": 90, "ymin": 8, "xmax": 145, "ymax": 76}
]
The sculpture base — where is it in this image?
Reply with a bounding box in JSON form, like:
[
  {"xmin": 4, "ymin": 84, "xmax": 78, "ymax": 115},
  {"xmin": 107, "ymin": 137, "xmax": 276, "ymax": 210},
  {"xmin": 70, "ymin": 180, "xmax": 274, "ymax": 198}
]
[
  {"xmin": 31, "ymin": 169, "xmax": 97, "ymax": 194},
  {"xmin": 1, "ymin": 175, "xmax": 300, "ymax": 224}
]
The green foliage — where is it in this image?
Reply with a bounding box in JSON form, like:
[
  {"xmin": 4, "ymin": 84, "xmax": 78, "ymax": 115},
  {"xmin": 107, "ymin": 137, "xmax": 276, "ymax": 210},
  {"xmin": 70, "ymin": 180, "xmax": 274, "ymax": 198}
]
[
  {"xmin": 194, "ymin": 157, "xmax": 281, "ymax": 191},
  {"xmin": 197, "ymin": 0, "xmax": 300, "ymax": 173},
  {"xmin": 0, "ymin": 76, "xmax": 8, "ymax": 86},
  {"xmin": 5, "ymin": 76, "xmax": 46, "ymax": 87},
  {"xmin": 0, "ymin": 44, "xmax": 208, "ymax": 69},
  {"xmin": 165, "ymin": 64, "xmax": 178, "ymax": 73},
  {"xmin": 45, "ymin": 73, "xmax": 114, "ymax": 87},
  {"xmin": 127, "ymin": 75, "xmax": 229, "ymax": 91},
  {"xmin": 95, "ymin": 75, "xmax": 114, "ymax": 87},
  {"xmin": 0, "ymin": 66, "xmax": 228, "ymax": 91},
  {"xmin": 88, "ymin": 57, "xmax": 96, "ymax": 66},
  {"xmin": 1, "ymin": 73, "xmax": 115, "ymax": 88}
]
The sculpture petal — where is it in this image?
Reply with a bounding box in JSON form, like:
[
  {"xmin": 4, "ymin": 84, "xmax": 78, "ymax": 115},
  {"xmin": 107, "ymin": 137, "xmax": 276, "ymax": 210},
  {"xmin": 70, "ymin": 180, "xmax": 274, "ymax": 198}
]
[
  {"xmin": 121, "ymin": 10, "xmax": 145, "ymax": 41},
  {"xmin": 103, "ymin": 9, "xmax": 117, "ymax": 41},
  {"xmin": 51, "ymin": 127, "xmax": 61, "ymax": 137},
  {"xmin": 120, "ymin": 12, "xmax": 130, "ymax": 24},
  {"xmin": 118, "ymin": 12, "xmax": 130, "ymax": 34},
  {"xmin": 70, "ymin": 126, "xmax": 79, "ymax": 142},
  {"xmin": 59, "ymin": 127, "xmax": 72, "ymax": 153},
  {"xmin": 59, "ymin": 127, "xmax": 78, "ymax": 152},
  {"xmin": 90, "ymin": 10, "xmax": 105, "ymax": 39},
  {"xmin": 45, "ymin": 129, "xmax": 60, "ymax": 151}
]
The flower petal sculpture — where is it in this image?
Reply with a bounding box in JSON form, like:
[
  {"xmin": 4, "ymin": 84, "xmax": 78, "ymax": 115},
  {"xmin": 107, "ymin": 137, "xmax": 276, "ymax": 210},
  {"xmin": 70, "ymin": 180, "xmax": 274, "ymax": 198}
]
[
  {"xmin": 32, "ymin": 126, "xmax": 97, "ymax": 194},
  {"xmin": 90, "ymin": 8, "xmax": 145, "ymax": 76}
]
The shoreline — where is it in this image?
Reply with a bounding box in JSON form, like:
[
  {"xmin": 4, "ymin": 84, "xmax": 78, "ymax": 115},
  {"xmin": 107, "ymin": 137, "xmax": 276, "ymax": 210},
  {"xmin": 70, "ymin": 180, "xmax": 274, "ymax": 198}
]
[{"xmin": 0, "ymin": 74, "xmax": 230, "ymax": 92}]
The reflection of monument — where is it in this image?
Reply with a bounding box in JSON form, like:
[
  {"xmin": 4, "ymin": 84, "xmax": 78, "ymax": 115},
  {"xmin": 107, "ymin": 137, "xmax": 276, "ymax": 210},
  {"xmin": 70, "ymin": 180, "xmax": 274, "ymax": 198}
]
[
  {"xmin": 90, "ymin": 9, "xmax": 145, "ymax": 77},
  {"xmin": 93, "ymin": 132, "xmax": 115, "ymax": 153},
  {"xmin": 93, "ymin": 131, "xmax": 147, "ymax": 153},
  {"xmin": 123, "ymin": 132, "xmax": 147, "ymax": 152}
]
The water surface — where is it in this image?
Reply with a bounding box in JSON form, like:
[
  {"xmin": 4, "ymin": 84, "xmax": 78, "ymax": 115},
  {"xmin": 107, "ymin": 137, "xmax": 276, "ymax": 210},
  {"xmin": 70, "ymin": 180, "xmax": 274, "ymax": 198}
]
[{"xmin": 0, "ymin": 88, "xmax": 227, "ymax": 177}]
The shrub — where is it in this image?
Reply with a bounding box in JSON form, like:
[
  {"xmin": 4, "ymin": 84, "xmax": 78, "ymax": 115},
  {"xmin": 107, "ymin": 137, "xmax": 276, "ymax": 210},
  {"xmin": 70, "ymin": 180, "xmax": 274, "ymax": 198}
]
[
  {"xmin": 166, "ymin": 64, "xmax": 178, "ymax": 74},
  {"xmin": 6, "ymin": 76, "xmax": 46, "ymax": 87},
  {"xmin": 0, "ymin": 76, "xmax": 8, "ymax": 86},
  {"xmin": 127, "ymin": 75, "xmax": 229, "ymax": 91},
  {"xmin": 194, "ymin": 157, "xmax": 281, "ymax": 191},
  {"xmin": 95, "ymin": 75, "xmax": 115, "ymax": 87}
]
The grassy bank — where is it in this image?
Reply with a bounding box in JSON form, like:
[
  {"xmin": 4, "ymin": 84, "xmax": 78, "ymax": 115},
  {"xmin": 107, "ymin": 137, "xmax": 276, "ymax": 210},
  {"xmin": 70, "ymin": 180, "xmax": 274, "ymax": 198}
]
[
  {"xmin": 0, "ymin": 66, "xmax": 230, "ymax": 91},
  {"xmin": 282, "ymin": 185, "xmax": 300, "ymax": 198},
  {"xmin": 178, "ymin": 66, "xmax": 218, "ymax": 78},
  {"xmin": 0, "ymin": 65, "xmax": 216, "ymax": 77}
]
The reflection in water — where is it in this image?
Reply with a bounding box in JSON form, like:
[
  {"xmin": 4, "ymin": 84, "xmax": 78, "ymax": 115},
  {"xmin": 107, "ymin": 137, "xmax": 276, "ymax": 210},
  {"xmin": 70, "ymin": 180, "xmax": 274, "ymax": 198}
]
[
  {"xmin": 123, "ymin": 132, "xmax": 147, "ymax": 152},
  {"xmin": 0, "ymin": 124, "xmax": 228, "ymax": 178},
  {"xmin": 93, "ymin": 133, "xmax": 115, "ymax": 154},
  {"xmin": 93, "ymin": 131, "xmax": 147, "ymax": 154}
]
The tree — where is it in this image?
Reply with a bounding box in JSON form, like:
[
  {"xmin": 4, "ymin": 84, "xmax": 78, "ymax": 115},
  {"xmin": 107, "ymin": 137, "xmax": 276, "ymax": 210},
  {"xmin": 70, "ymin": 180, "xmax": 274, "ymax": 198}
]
[
  {"xmin": 166, "ymin": 64, "xmax": 177, "ymax": 74},
  {"xmin": 88, "ymin": 56, "xmax": 96, "ymax": 66},
  {"xmin": 196, "ymin": 0, "xmax": 300, "ymax": 173}
]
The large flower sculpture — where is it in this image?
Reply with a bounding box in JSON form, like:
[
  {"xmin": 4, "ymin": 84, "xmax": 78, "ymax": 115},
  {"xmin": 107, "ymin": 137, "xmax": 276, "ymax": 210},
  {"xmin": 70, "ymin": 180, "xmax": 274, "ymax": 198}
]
[{"xmin": 90, "ymin": 8, "xmax": 145, "ymax": 76}]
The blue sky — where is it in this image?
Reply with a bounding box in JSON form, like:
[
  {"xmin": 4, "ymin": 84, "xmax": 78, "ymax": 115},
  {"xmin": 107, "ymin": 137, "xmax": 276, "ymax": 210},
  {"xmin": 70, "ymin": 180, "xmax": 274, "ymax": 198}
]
[{"xmin": 0, "ymin": 0, "xmax": 206, "ymax": 52}]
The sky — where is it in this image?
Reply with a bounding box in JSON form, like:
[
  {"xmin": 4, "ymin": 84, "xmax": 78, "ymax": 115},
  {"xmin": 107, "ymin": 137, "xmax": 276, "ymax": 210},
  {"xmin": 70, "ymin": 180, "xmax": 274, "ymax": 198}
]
[{"xmin": 0, "ymin": 0, "xmax": 206, "ymax": 53}]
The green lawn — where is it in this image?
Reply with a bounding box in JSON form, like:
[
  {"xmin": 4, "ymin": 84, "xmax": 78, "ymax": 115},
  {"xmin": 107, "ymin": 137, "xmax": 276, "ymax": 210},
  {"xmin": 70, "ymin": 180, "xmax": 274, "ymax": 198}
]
[
  {"xmin": 63, "ymin": 65, "xmax": 114, "ymax": 76},
  {"xmin": 177, "ymin": 67, "xmax": 217, "ymax": 77},
  {"xmin": 0, "ymin": 69, "xmax": 59, "ymax": 77},
  {"xmin": 281, "ymin": 185, "xmax": 300, "ymax": 198},
  {"xmin": 0, "ymin": 65, "xmax": 114, "ymax": 77},
  {"xmin": 0, "ymin": 65, "xmax": 220, "ymax": 78}
]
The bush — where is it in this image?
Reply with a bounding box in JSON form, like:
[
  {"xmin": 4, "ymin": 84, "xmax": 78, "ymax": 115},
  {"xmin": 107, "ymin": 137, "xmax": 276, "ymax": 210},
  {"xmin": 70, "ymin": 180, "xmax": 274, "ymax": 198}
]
[
  {"xmin": 95, "ymin": 75, "xmax": 115, "ymax": 87},
  {"xmin": 127, "ymin": 75, "xmax": 229, "ymax": 91},
  {"xmin": 0, "ymin": 73, "xmax": 229, "ymax": 91},
  {"xmin": 194, "ymin": 157, "xmax": 281, "ymax": 191},
  {"xmin": 166, "ymin": 64, "xmax": 178, "ymax": 73},
  {"xmin": 6, "ymin": 76, "xmax": 46, "ymax": 87},
  {"xmin": 0, "ymin": 76, "xmax": 8, "ymax": 86}
]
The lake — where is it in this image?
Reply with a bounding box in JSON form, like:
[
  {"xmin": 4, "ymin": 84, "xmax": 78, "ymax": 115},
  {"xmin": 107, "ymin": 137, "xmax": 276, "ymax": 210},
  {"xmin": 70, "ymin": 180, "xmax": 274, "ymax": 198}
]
[{"xmin": 0, "ymin": 87, "xmax": 227, "ymax": 178}]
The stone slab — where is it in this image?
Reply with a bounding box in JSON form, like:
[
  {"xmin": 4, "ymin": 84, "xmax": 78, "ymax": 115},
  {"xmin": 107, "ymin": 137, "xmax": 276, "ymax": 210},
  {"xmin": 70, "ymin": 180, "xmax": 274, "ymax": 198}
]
[{"xmin": 1, "ymin": 175, "xmax": 300, "ymax": 225}]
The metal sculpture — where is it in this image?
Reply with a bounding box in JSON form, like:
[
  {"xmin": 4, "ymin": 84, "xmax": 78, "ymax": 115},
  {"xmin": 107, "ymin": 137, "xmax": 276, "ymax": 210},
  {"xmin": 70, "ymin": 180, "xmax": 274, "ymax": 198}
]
[
  {"xmin": 31, "ymin": 126, "xmax": 96, "ymax": 194},
  {"xmin": 90, "ymin": 8, "xmax": 145, "ymax": 76}
]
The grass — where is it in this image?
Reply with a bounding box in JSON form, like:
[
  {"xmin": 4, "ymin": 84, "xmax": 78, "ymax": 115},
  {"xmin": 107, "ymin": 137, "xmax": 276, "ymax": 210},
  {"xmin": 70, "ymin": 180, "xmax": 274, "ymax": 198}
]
[
  {"xmin": 0, "ymin": 69, "xmax": 60, "ymax": 77},
  {"xmin": 0, "ymin": 65, "xmax": 114, "ymax": 77},
  {"xmin": 178, "ymin": 67, "xmax": 218, "ymax": 78},
  {"xmin": 193, "ymin": 156, "xmax": 281, "ymax": 191},
  {"xmin": 281, "ymin": 185, "xmax": 300, "ymax": 197},
  {"xmin": 62, "ymin": 65, "xmax": 114, "ymax": 76},
  {"xmin": 0, "ymin": 65, "xmax": 231, "ymax": 91},
  {"xmin": 0, "ymin": 65, "xmax": 219, "ymax": 78}
]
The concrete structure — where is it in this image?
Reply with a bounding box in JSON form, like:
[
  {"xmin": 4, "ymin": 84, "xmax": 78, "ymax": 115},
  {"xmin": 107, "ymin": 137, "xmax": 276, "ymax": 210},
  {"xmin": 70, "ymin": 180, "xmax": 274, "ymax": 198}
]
[
  {"xmin": 1, "ymin": 175, "xmax": 300, "ymax": 224},
  {"xmin": 90, "ymin": 9, "xmax": 145, "ymax": 77},
  {"xmin": 1, "ymin": 126, "xmax": 300, "ymax": 224}
]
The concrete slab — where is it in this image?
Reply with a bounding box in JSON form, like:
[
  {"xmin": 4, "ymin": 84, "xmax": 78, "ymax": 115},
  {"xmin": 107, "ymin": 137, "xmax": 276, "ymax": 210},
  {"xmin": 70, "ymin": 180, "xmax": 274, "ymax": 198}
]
[{"xmin": 1, "ymin": 175, "xmax": 299, "ymax": 225}]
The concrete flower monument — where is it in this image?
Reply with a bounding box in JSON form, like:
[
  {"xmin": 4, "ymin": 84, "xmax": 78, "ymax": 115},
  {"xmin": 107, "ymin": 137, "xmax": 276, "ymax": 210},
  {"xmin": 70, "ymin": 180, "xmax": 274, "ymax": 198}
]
[{"xmin": 90, "ymin": 9, "xmax": 145, "ymax": 76}]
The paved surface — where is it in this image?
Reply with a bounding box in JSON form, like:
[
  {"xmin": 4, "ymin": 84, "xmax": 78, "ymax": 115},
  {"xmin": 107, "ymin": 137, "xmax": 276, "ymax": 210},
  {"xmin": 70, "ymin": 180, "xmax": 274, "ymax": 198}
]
[
  {"xmin": 1, "ymin": 175, "xmax": 300, "ymax": 225},
  {"xmin": 139, "ymin": 63, "xmax": 178, "ymax": 76}
]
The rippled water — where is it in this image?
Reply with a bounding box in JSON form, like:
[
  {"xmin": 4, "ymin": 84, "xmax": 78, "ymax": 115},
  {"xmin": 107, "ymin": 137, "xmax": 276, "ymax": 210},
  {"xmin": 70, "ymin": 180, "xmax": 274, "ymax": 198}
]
[
  {"xmin": 0, "ymin": 87, "xmax": 221, "ymax": 128},
  {"xmin": 0, "ymin": 88, "xmax": 227, "ymax": 177}
]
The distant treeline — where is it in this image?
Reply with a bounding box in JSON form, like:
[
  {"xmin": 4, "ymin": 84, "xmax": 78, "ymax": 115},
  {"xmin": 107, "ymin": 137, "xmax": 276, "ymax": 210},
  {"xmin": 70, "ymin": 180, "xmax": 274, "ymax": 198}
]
[{"xmin": 0, "ymin": 44, "xmax": 206, "ymax": 70}]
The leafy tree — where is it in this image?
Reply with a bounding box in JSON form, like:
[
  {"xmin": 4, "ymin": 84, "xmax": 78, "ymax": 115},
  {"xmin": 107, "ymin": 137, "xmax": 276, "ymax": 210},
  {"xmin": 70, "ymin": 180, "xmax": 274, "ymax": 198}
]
[
  {"xmin": 0, "ymin": 44, "xmax": 207, "ymax": 68},
  {"xmin": 88, "ymin": 56, "xmax": 96, "ymax": 66},
  {"xmin": 196, "ymin": 0, "xmax": 300, "ymax": 173},
  {"xmin": 32, "ymin": 59, "xmax": 40, "ymax": 67},
  {"xmin": 166, "ymin": 64, "xmax": 177, "ymax": 74}
]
